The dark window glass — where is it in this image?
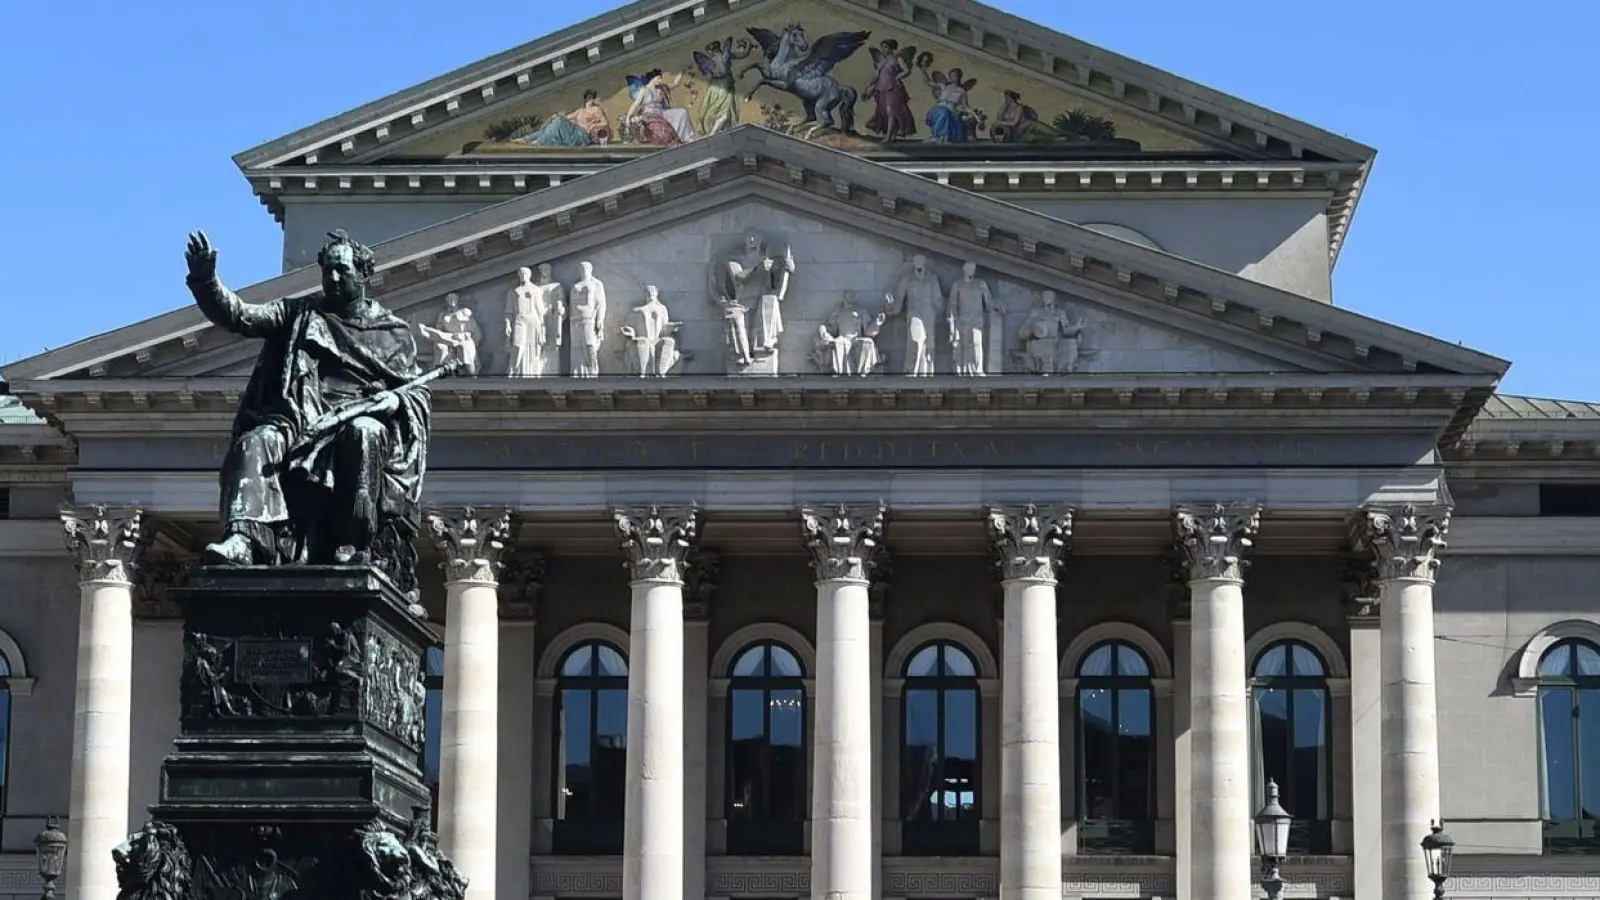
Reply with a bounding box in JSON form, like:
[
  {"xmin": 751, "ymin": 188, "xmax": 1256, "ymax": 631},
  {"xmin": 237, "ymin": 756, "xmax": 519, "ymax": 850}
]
[
  {"xmin": 1250, "ymin": 640, "xmax": 1332, "ymax": 854},
  {"xmin": 901, "ymin": 641, "xmax": 981, "ymax": 855},
  {"xmin": 1538, "ymin": 638, "xmax": 1600, "ymax": 853},
  {"xmin": 422, "ymin": 645, "xmax": 444, "ymax": 826},
  {"xmin": 554, "ymin": 640, "xmax": 629, "ymax": 854},
  {"xmin": 1540, "ymin": 484, "xmax": 1600, "ymax": 517},
  {"xmin": 726, "ymin": 642, "xmax": 807, "ymax": 855},
  {"xmin": 1075, "ymin": 641, "xmax": 1155, "ymax": 854}
]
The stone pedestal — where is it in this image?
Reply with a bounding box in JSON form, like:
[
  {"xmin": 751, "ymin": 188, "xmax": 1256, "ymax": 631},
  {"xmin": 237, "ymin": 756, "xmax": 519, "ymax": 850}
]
[
  {"xmin": 1355, "ymin": 505, "xmax": 1450, "ymax": 900},
  {"xmin": 988, "ymin": 505, "xmax": 1071, "ymax": 900},
  {"xmin": 120, "ymin": 566, "xmax": 465, "ymax": 900},
  {"xmin": 1173, "ymin": 504, "xmax": 1258, "ymax": 900},
  {"xmin": 802, "ymin": 505, "xmax": 884, "ymax": 900},
  {"xmin": 615, "ymin": 506, "xmax": 700, "ymax": 900},
  {"xmin": 62, "ymin": 506, "xmax": 144, "ymax": 900}
]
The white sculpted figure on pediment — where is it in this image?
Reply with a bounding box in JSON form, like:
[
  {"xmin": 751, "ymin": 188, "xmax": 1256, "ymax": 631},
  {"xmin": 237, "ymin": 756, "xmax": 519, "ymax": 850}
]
[
  {"xmin": 569, "ymin": 261, "xmax": 607, "ymax": 378},
  {"xmin": 506, "ymin": 264, "xmax": 567, "ymax": 377},
  {"xmin": 1016, "ymin": 290, "xmax": 1092, "ymax": 375},
  {"xmin": 885, "ymin": 254, "xmax": 944, "ymax": 377},
  {"xmin": 947, "ymin": 261, "xmax": 1004, "ymax": 377},
  {"xmin": 415, "ymin": 292, "xmax": 481, "ymax": 375},
  {"xmin": 812, "ymin": 290, "xmax": 885, "ymax": 376},
  {"xmin": 714, "ymin": 231, "xmax": 794, "ymax": 374},
  {"xmin": 619, "ymin": 285, "xmax": 685, "ymax": 377}
]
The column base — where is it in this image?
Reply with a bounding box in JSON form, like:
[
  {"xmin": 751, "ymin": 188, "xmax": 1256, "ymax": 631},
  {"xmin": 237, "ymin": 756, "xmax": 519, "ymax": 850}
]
[{"xmin": 116, "ymin": 565, "xmax": 467, "ymax": 900}]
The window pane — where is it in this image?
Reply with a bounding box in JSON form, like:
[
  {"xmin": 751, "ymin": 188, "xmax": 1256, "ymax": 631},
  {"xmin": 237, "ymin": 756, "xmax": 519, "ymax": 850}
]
[
  {"xmin": 424, "ymin": 686, "xmax": 443, "ymax": 785},
  {"xmin": 596, "ymin": 644, "xmax": 628, "ymax": 677},
  {"xmin": 1291, "ymin": 688, "xmax": 1329, "ymax": 819},
  {"xmin": 1543, "ymin": 688, "xmax": 1578, "ymax": 821},
  {"xmin": 943, "ymin": 689, "xmax": 978, "ymax": 820},
  {"xmin": 1080, "ymin": 644, "xmax": 1113, "ymax": 677},
  {"xmin": 770, "ymin": 646, "xmax": 803, "ymax": 677},
  {"xmin": 1578, "ymin": 645, "xmax": 1600, "ymax": 678},
  {"xmin": 1542, "ymin": 644, "xmax": 1574, "ymax": 677},
  {"xmin": 1116, "ymin": 646, "xmax": 1150, "ymax": 677},
  {"xmin": 770, "ymin": 689, "xmax": 804, "ymax": 747},
  {"xmin": 731, "ymin": 688, "xmax": 766, "ymax": 742},
  {"xmin": 1581, "ymin": 689, "xmax": 1600, "ymax": 820},
  {"xmin": 942, "ymin": 646, "xmax": 977, "ymax": 677},
  {"xmin": 562, "ymin": 644, "xmax": 594, "ymax": 677},
  {"xmin": 1117, "ymin": 688, "xmax": 1153, "ymax": 818},
  {"xmin": 1291, "ymin": 644, "xmax": 1325, "ymax": 677},
  {"xmin": 733, "ymin": 647, "xmax": 765, "ymax": 678},
  {"xmin": 424, "ymin": 646, "xmax": 444, "ymax": 677},
  {"xmin": 0, "ymin": 690, "xmax": 10, "ymax": 795},
  {"xmin": 559, "ymin": 689, "xmax": 593, "ymax": 819},
  {"xmin": 906, "ymin": 646, "xmax": 940, "ymax": 677},
  {"xmin": 1255, "ymin": 645, "xmax": 1287, "ymax": 678},
  {"xmin": 728, "ymin": 689, "xmax": 766, "ymax": 820},
  {"xmin": 0, "ymin": 651, "xmax": 9, "ymax": 678},
  {"xmin": 1080, "ymin": 688, "xmax": 1114, "ymax": 819},
  {"xmin": 595, "ymin": 689, "xmax": 628, "ymax": 818},
  {"xmin": 1255, "ymin": 687, "xmax": 1290, "ymax": 799},
  {"xmin": 902, "ymin": 689, "xmax": 939, "ymax": 819}
]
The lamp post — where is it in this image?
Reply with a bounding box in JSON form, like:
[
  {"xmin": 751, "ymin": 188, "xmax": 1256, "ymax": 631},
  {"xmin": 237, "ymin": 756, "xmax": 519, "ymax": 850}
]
[
  {"xmin": 1421, "ymin": 820, "xmax": 1455, "ymax": 900},
  {"xmin": 1253, "ymin": 778, "xmax": 1291, "ymax": 900},
  {"xmin": 33, "ymin": 818, "xmax": 67, "ymax": 900}
]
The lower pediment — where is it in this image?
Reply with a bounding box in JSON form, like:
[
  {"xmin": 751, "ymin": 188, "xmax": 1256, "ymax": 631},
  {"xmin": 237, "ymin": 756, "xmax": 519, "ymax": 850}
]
[{"xmin": 173, "ymin": 199, "xmax": 1311, "ymax": 380}]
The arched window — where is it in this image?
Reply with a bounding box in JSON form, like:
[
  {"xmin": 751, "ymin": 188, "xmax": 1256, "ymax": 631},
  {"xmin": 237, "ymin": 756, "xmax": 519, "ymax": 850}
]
[
  {"xmin": 1250, "ymin": 640, "xmax": 1333, "ymax": 854},
  {"xmin": 554, "ymin": 641, "xmax": 628, "ymax": 854},
  {"xmin": 1076, "ymin": 641, "xmax": 1156, "ymax": 854},
  {"xmin": 1538, "ymin": 638, "xmax": 1600, "ymax": 853},
  {"xmin": 900, "ymin": 641, "xmax": 981, "ymax": 855},
  {"xmin": 0, "ymin": 648, "xmax": 10, "ymax": 819},
  {"xmin": 422, "ymin": 645, "xmax": 444, "ymax": 826},
  {"xmin": 726, "ymin": 641, "xmax": 807, "ymax": 854}
]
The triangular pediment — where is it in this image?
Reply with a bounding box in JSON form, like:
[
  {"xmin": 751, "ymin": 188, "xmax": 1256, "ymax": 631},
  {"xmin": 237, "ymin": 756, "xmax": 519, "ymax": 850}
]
[
  {"xmin": 5, "ymin": 127, "xmax": 1499, "ymax": 388},
  {"xmin": 233, "ymin": 0, "xmax": 1370, "ymax": 174}
]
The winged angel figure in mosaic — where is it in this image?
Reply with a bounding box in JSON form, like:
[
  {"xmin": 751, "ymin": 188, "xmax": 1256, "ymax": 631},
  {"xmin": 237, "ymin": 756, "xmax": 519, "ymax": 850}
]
[{"xmin": 741, "ymin": 23, "xmax": 871, "ymax": 132}]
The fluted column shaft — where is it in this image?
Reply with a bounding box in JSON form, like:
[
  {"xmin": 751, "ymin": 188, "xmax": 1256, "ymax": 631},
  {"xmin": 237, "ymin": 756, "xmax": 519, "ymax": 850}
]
[
  {"xmin": 429, "ymin": 508, "xmax": 513, "ymax": 900},
  {"xmin": 1356, "ymin": 505, "xmax": 1450, "ymax": 900},
  {"xmin": 803, "ymin": 506, "xmax": 884, "ymax": 900},
  {"xmin": 1173, "ymin": 504, "xmax": 1259, "ymax": 900},
  {"xmin": 616, "ymin": 507, "xmax": 699, "ymax": 900},
  {"xmin": 989, "ymin": 506, "xmax": 1072, "ymax": 900},
  {"xmin": 62, "ymin": 507, "xmax": 144, "ymax": 900}
]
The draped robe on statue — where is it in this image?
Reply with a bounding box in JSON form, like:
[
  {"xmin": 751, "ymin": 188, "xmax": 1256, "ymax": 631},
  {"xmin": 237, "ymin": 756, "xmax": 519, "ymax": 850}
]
[{"xmin": 189, "ymin": 277, "xmax": 432, "ymax": 593}]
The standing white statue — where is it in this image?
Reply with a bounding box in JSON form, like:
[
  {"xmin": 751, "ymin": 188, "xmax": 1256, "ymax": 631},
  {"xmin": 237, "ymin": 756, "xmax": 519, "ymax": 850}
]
[
  {"xmin": 812, "ymin": 291, "xmax": 885, "ymax": 376},
  {"xmin": 415, "ymin": 292, "xmax": 482, "ymax": 374},
  {"xmin": 723, "ymin": 233, "xmax": 794, "ymax": 355},
  {"xmin": 947, "ymin": 261, "xmax": 1000, "ymax": 376},
  {"xmin": 885, "ymin": 254, "xmax": 944, "ymax": 376},
  {"xmin": 1017, "ymin": 290, "xmax": 1085, "ymax": 374},
  {"xmin": 568, "ymin": 261, "xmax": 607, "ymax": 377},
  {"xmin": 505, "ymin": 265, "xmax": 565, "ymax": 376},
  {"xmin": 619, "ymin": 285, "xmax": 683, "ymax": 377}
]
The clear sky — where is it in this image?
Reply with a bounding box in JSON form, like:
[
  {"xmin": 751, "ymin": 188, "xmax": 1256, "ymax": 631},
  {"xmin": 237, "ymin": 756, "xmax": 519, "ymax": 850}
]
[{"xmin": 1, "ymin": 0, "xmax": 1593, "ymax": 397}]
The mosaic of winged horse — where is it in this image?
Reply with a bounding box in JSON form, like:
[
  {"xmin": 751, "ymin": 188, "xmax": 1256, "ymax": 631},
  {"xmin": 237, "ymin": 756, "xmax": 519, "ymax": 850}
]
[{"xmin": 741, "ymin": 23, "xmax": 871, "ymax": 132}]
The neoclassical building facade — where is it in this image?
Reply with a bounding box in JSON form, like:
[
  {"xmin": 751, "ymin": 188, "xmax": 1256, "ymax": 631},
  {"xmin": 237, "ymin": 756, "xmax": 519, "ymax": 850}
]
[{"xmin": 0, "ymin": 2, "xmax": 1597, "ymax": 900}]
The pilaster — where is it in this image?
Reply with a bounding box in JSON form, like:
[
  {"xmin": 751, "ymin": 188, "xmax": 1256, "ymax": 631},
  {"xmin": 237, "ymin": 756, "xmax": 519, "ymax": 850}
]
[{"xmin": 498, "ymin": 550, "xmax": 542, "ymax": 900}]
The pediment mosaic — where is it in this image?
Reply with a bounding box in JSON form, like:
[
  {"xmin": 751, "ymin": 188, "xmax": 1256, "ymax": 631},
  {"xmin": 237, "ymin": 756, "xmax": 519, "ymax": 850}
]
[
  {"xmin": 365, "ymin": 201, "xmax": 1290, "ymax": 380},
  {"xmin": 403, "ymin": 0, "xmax": 1209, "ymax": 160}
]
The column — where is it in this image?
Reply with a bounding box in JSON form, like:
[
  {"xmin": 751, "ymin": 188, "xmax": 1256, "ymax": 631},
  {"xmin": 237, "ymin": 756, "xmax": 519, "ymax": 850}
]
[
  {"xmin": 61, "ymin": 506, "xmax": 144, "ymax": 900},
  {"xmin": 684, "ymin": 554, "xmax": 718, "ymax": 900},
  {"xmin": 802, "ymin": 504, "xmax": 884, "ymax": 900},
  {"xmin": 615, "ymin": 506, "xmax": 700, "ymax": 900},
  {"xmin": 1172, "ymin": 503, "xmax": 1259, "ymax": 900},
  {"xmin": 1354, "ymin": 504, "xmax": 1450, "ymax": 900},
  {"xmin": 428, "ymin": 507, "xmax": 513, "ymax": 900},
  {"xmin": 988, "ymin": 505, "xmax": 1072, "ymax": 900}
]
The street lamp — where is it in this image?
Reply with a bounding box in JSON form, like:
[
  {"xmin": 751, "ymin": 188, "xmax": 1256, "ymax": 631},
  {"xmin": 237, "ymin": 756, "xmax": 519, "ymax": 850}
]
[
  {"xmin": 1253, "ymin": 778, "xmax": 1292, "ymax": 900},
  {"xmin": 33, "ymin": 818, "xmax": 67, "ymax": 900},
  {"xmin": 1421, "ymin": 820, "xmax": 1456, "ymax": 900}
]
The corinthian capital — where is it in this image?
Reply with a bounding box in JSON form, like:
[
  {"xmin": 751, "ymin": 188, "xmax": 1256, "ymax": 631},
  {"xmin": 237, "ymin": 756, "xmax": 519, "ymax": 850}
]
[
  {"xmin": 988, "ymin": 504, "xmax": 1073, "ymax": 583},
  {"xmin": 426, "ymin": 507, "xmax": 514, "ymax": 585},
  {"xmin": 1352, "ymin": 504, "xmax": 1451, "ymax": 584},
  {"xmin": 1172, "ymin": 503, "xmax": 1260, "ymax": 583},
  {"xmin": 61, "ymin": 505, "xmax": 145, "ymax": 585},
  {"xmin": 614, "ymin": 505, "xmax": 699, "ymax": 583},
  {"xmin": 801, "ymin": 504, "xmax": 886, "ymax": 582}
]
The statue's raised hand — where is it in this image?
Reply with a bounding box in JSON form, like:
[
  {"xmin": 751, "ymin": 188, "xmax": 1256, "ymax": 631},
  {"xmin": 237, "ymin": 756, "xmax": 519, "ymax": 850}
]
[{"xmin": 185, "ymin": 231, "xmax": 218, "ymax": 282}]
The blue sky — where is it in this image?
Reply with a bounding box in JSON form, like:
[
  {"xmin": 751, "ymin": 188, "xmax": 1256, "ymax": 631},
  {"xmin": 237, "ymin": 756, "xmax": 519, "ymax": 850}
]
[{"xmin": 1, "ymin": 0, "xmax": 1593, "ymax": 397}]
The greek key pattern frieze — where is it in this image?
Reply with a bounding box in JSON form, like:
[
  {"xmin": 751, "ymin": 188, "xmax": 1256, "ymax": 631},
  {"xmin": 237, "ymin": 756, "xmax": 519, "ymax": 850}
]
[
  {"xmin": 708, "ymin": 870, "xmax": 809, "ymax": 895},
  {"xmin": 1448, "ymin": 872, "xmax": 1600, "ymax": 897},
  {"xmin": 532, "ymin": 871, "xmax": 623, "ymax": 896},
  {"xmin": 885, "ymin": 870, "xmax": 997, "ymax": 895}
]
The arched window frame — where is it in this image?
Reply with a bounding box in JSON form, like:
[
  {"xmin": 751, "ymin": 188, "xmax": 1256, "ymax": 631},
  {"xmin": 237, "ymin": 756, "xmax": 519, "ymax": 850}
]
[
  {"xmin": 1249, "ymin": 638, "xmax": 1334, "ymax": 855},
  {"xmin": 0, "ymin": 628, "xmax": 32, "ymax": 825},
  {"xmin": 724, "ymin": 640, "xmax": 808, "ymax": 855},
  {"xmin": 899, "ymin": 639, "xmax": 983, "ymax": 856},
  {"xmin": 551, "ymin": 639, "xmax": 630, "ymax": 855},
  {"xmin": 1073, "ymin": 640, "xmax": 1157, "ymax": 855},
  {"xmin": 1529, "ymin": 633, "xmax": 1600, "ymax": 854}
]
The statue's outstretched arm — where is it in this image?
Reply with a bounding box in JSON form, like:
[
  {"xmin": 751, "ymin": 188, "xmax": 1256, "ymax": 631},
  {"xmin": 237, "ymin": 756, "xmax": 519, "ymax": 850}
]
[{"xmin": 184, "ymin": 231, "xmax": 289, "ymax": 338}]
